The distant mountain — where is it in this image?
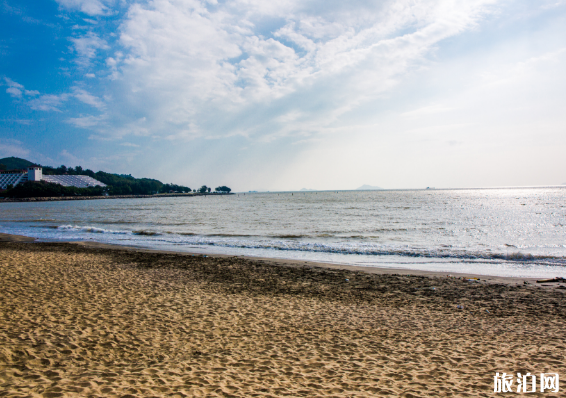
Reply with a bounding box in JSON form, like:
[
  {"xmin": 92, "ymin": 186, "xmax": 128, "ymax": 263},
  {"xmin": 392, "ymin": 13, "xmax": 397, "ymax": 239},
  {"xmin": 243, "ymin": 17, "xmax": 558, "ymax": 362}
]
[
  {"xmin": 356, "ymin": 184, "xmax": 383, "ymax": 190},
  {"xmin": 300, "ymin": 188, "xmax": 317, "ymax": 191},
  {"xmin": 0, "ymin": 156, "xmax": 35, "ymax": 170}
]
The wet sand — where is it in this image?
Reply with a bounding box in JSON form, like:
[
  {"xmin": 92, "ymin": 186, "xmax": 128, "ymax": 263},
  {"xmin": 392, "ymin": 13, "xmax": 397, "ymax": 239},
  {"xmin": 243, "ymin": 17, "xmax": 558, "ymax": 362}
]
[{"xmin": 1, "ymin": 237, "xmax": 565, "ymax": 397}]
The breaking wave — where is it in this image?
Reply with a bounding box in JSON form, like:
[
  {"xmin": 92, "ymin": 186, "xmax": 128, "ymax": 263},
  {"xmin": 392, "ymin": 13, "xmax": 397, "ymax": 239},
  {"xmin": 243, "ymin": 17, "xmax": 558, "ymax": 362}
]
[
  {"xmin": 50, "ymin": 224, "xmax": 566, "ymax": 266},
  {"xmin": 57, "ymin": 225, "xmax": 129, "ymax": 234},
  {"xmin": 56, "ymin": 225, "xmax": 160, "ymax": 236}
]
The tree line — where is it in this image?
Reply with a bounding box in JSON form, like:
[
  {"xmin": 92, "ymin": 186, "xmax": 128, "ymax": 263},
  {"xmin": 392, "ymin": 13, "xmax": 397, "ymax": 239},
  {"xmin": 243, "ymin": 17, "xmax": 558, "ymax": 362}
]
[
  {"xmin": 2, "ymin": 164, "xmax": 231, "ymax": 198},
  {"xmin": 4, "ymin": 181, "xmax": 105, "ymax": 198}
]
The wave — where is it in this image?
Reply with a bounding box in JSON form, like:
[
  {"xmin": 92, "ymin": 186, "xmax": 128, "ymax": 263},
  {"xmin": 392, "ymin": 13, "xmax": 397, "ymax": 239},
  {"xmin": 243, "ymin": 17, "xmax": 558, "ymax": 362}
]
[
  {"xmin": 57, "ymin": 225, "xmax": 133, "ymax": 235},
  {"xmin": 173, "ymin": 231, "xmax": 306, "ymax": 239},
  {"xmin": 49, "ymin": 224, "xmax": 566, "ymax": 265},
  {"xmin": 56, "ymin": 226, "xmax": 263, "ymax": 239},
  {"xmin": 57, "ymin": 225, "xmax": 162, "ymax": 236}
]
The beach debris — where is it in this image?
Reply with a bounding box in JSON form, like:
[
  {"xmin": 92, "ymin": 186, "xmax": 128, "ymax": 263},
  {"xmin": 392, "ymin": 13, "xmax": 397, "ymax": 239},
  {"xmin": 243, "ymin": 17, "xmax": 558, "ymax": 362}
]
[
  {"xmin": 345, "ymin": 279, "xmax": 349, "ymax": 282},
  {"xmin": 485, "ymin": 310, "xmax": 490, "ymax": 314},
  {"xmin": 523, "ymin": 281, "xmax": 530, "ymax": 285},
  {"xmin": 457, "ymin": 305, "xmax": 464, "ymax": 309},
  {"xmin": 536, "ymin": 277, "xmax": 566, "ymax": 283}
]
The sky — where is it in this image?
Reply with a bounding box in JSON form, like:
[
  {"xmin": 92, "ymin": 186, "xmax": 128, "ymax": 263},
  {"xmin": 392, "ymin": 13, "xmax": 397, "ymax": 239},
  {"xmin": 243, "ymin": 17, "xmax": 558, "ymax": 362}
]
[{"xmin": 1, "ymin": 0, "xmax": 565, "ymax": 191}]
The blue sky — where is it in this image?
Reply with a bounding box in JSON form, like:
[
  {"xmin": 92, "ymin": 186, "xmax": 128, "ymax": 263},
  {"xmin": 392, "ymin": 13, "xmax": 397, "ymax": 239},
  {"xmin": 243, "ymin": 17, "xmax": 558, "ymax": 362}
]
[{"xmin": 1, "ymin": 0, "xmax": 565, "ymax": 190}]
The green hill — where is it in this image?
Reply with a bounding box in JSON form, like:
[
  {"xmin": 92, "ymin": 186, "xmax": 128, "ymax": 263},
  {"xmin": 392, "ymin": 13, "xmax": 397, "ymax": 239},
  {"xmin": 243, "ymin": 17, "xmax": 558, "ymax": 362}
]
[{"xmin": 0, "ymin": 157, "xmax": 35, "ymax": 170}]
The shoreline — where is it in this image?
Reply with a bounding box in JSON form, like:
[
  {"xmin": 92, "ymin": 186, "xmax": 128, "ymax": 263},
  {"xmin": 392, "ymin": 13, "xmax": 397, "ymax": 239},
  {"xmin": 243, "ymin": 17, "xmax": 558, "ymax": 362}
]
[
  {"xmin": 0, "ymin": 192, "xmax": 233, "ymax": 203},
  {"xmin": 0, "ymin": 232, "xmax": 558, "ymax": 287}
]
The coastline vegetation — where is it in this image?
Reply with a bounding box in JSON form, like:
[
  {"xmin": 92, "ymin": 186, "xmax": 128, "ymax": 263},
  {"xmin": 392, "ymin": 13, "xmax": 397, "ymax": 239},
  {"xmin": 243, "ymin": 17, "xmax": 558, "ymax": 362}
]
[
  {"xmin": 0, "ymin": 157, "xmax": 231, "ymax": 198},
  {"xmin": 5, "ymin": 180, "xmax": 105, "ymax": 198}
]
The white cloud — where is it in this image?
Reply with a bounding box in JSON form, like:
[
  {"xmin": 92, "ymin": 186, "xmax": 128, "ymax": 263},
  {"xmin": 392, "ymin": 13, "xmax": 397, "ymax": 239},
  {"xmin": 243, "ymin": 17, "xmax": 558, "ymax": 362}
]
[
  {"xmin": 4, "ymin": 77, "xmax": 23, "ymax": 89},
  {"xmin": 72, "ymin": 87, "xmax": 105, "ymax": 109},
  {"xmin": 0, "ymin": 139, "xmax": 30, "ymax": 158},
  {"xmin": 3, "ymin": 78, "xmax": 42, "ymax": 99},
  {"xmin": 56, "ymin": 0, "xmax": 113, "ymax": 16},
  {"xmin": 4, "ymin": 77, "xmax": 27, "ymax": 98},
  {"xmin": 3, "ymin": 77, "xmax": 105, "ymax": 113},
  {"xmin": 92, "ymin": 0, "xmax": 497, "ymax": 142},
  {"xmin": 105, "ymin": 117, "xmax": 150, "ymax": 138},
  {"xmin": 28, "ymin": 94, "xmax": 69, "ymax": 112},
  {"xmin": 71, "ymin": 32, "xmax": 109, "ymax": 66},
  {"xmin": 58, "ymin": 149, "xmax": 82, "ymax": 165},
  {"xmin": 6, "ymin": 87, "xmax": 22, "ymax": 97},
  {"xmin": 67, "ymin": 115, "xmax": 105, "ymax": 128}
]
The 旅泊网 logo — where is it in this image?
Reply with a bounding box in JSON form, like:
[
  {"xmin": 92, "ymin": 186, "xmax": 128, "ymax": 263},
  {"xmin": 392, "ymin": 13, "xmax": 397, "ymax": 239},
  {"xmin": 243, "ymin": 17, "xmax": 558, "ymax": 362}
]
[{"xmin": 494, "ymin": 372, "xmax": 559, "ymax": 393}]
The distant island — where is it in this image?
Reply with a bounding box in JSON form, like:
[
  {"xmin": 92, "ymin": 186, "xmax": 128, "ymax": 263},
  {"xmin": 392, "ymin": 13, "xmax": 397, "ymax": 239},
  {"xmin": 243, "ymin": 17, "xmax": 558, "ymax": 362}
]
[
  {"xmin": 0, "ymin": 156, "xmax": 231, "ymax": 199},
  {"xmin": 356, "ymin": 184, "xmax": 383, "ymax": 190}
]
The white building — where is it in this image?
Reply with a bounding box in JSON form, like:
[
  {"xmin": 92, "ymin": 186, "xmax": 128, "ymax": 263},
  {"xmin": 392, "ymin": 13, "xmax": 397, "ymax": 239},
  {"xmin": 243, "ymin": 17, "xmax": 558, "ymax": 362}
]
[
  {"xmin": 28, "ymin": 166, "xmax": 42, "ymax": 181},
  {"xmin": 0, "ymin": 167, "xmax": 106, "ymax": 190},
  {"xmin": 0, "ymin": 170, "xmax": 28, "ymax": 190}
]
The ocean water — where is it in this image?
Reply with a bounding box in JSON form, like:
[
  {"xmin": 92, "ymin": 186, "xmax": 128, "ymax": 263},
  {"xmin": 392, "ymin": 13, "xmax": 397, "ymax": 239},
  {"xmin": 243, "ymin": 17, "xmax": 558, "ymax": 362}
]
[{"xmin": 1, "ymin": 188, "xmax": 565, "ymax": 278}]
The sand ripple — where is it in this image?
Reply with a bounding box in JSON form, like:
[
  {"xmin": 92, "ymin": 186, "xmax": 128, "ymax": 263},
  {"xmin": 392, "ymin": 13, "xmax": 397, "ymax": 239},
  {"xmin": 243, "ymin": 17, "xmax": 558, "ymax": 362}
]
[{"xmin": 1, "ymin": 242, "xmax": 565, "ymax": 397}]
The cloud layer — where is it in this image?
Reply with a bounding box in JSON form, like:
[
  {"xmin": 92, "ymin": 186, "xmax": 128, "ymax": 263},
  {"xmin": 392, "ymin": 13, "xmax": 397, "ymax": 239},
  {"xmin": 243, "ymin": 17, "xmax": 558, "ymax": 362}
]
[
  {"xmin": 3, "ymin": 0, "xmax": 566, "ymax": 189},
  {"xmin": 95, "ymin": 0, "xmax": 497, "ymax": 142}
]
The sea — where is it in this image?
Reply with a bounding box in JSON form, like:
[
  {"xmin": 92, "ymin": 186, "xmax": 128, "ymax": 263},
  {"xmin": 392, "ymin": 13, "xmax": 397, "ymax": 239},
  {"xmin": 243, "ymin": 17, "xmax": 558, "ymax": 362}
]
[{"xmin": 1, "ymin": 187, "xmax": 565, "ymax": 278}]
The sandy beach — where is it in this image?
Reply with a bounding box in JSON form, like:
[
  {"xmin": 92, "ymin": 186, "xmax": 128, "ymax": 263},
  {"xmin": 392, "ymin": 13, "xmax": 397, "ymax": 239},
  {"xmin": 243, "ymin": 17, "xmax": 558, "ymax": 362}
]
[{"xmin": 1, "ymin": 237, "xmax": 565, "ymax": 397}]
